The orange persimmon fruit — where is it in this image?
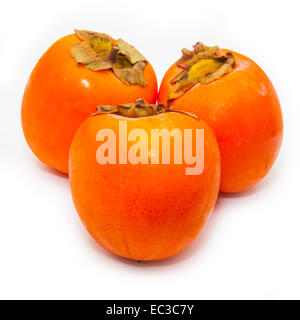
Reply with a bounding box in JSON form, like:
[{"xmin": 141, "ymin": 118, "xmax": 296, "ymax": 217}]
[
  {"xmin": 159, "ymin": 42, "xmax": 283, "ymax": 193},
  {"xmin": 69, "ymin": 100, "xmax": 221, "ymax": 261},
  {"xmin": 22, "ymin": 30, "xmax": 158, "ymax": 174}
]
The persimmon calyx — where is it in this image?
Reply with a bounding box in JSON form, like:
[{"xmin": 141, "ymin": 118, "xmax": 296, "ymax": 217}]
[
  {"xmin": 93, "ymin": 99, "xmax": 199, "ymax": 120},
  {"xmin": 71, "ymin": 29, "xmax": 148, "ymax": 87},
  {"xmin": 168, "ymin": 42, "xmax": 235, "ymax": 100},
  {"xmin": 94, "ymin": 99, "xmax": 165, "ymax": 118}
]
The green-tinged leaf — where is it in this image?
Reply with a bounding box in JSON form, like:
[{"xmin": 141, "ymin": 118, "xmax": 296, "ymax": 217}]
[
  {"xmin": 169, "ymin": 59, "xmax": 221, "ymax": 99},
  {"xmin": 169, "ymin": 44, "xmax": 235, "ymax": 100},
  {"xmin": 177, "ymin": 45, "xmax": 219, "ymax": 69},
  {"xmin": 90, "ymin": 36, "xmax": 113, "ymax": 58},
  {"xmin": 201, "ymin": 63, "xmax": 233, "ymax": 84},
  {"xmin": 169, "ymin": 54, "xmax": 235, "ymax": 100},
  {"xmin": 189, "ymin": 59, "xmax": 224, "ymax": 81}
]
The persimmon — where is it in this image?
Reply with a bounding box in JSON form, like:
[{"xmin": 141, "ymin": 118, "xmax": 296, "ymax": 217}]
[
  {"xmin": 69, "ymin": 99, "xmax": 221, "ymax": 261},
  {"xmin": 159, "ymin": 42, "xmax": 283, "ymax": 193},
  {"xmin": 22, "ymin": 30, "xmax": 158, "ymax": 174}
]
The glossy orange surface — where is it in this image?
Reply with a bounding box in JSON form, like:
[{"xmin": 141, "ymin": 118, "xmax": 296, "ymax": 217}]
[
  {"xmin": 22, "ymin": 34, "xmax": 158, "ymax": 173},
  {"xmin": 159, "ymin": 50, "xmax": 283, "ymax": 192},
  {"xmin": 69, "ymin": 112, "xmax": 221, "ymax": 261}
]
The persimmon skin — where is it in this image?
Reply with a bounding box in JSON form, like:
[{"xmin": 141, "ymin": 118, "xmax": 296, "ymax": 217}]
[
  {"xmin": 69, "ymin": 113, "xmax": 221, "ymax": 261},
  {"xmin": 21, "ymin": 34, "xmax": 158, "ymax": 174},
  {"xmin": 159, "ymin": 50, "xmax": 283, "ymax": 193}
]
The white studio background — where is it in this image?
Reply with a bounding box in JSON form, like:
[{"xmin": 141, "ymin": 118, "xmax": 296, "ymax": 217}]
[{"xmin": 0, "ymin": 0, "xmax": 299, "ymax": 299}]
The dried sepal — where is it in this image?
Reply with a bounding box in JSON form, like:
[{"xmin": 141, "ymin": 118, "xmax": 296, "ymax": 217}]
[
  {"xmin": 71, "ymin": 29, "xmax": 148, "ymax": 86},
  {"xmin": 112, "ymin": 42, "xmax": 147, "ymax": 86},
  {"xmin": 168, "ymin": 43, "xmax": 235, "ymax": 100},
  {"xmin": 94, "ymin": 99, "xmax": 167, "ymax": 118},
  {"xmin": 170, "ymin": 70, "xmax": 187, "ymax": 85},
  {"xmin": 108, "ymin": 46, "xmax": 119, "ymax": 64},
  {"xmin": 118, "ymin": 103, "xmax": 152, "ymax": 118},
  {"xmin": 71, "ymin": 41, "xmax": 113, "ymax": 71},
  {"xmin": 93, "ymin": 99, "xmax": 199, "ymax": 120},
  {"xmin": 113, "ymin": 61, "xmax": 147, "ymax": 87},
  {"xmin": 71, "ymin": 32, "xmax": 113, "ymax": 71},
  {"xmin": 96, "ymin": 105, "xmax": 119, "ymax": 114},
  {"xmin": 116, "ymin": 39, "xmax": 146, "ymax": 64},
  {"xmin": 74, "ymin": 29, "xmax": 112, "ymax": 41},
  {"xmin": 90, "ymin": 36, "xmax": 113, "ymax": 58},
  {"xmin": 169, "ymin": 59, "xmax": 223, "ymax": 99},
  {"xmin": 71, "ymin": 42, "xmax": 98, "ymax": 65},
  {"xmin": 113, "ymin": 54, "xmax": 133, "ymax": 69},
  {"xmin": 119, "ymin": 98, "xmax": 158, "ymax": 118},
  {"xmin": 177, "ymin": 44, "xmax": 219, "ymax": 69},
  {"xmin": 201, "ymin": 53, "xmax": 234, "ymax": 84},
  {"xmin": 84, "ymin": 59, "xmax": 112, "ymax": 71}
]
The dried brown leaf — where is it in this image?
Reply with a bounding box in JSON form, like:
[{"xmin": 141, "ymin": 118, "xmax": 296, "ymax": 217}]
[
  {"xmin": 71, "ymin": 30, "xmax": 147, "ymax": 86},
  {"xmin": 117, "ymin": 39, "xmax": 146, "ymax": 64},
  {"xmin": 70, "ymin": 42, "xmax": 98, "ymax": 64},
  {"xmin": 113, "ymin": 54, "xmax": 133, "ymax": 69},
  {"xmin": 85, "ymin": 58, "xmax": 112, "ymax": 71},
  {"xmin": 118, "ymin": 100, "xmax": 161, "ymax": 118},
  {"xmin": 113, "ymin": 61, "xmax": 147, "ymax": 87},
  {"xmin": 93, "ymin": 99, "xmax": 198, "ymax": 120},
  {"xmin": 74, "ymin": 29, "xmax": 111, "ymax": 41},
  {"xmin": 95, "ymin": 106, "xmax": 119, "ymax": 116},
  {"xmin": 70, "ymin": 42, "xmax": 112, "ymax": 70}
]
